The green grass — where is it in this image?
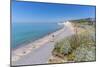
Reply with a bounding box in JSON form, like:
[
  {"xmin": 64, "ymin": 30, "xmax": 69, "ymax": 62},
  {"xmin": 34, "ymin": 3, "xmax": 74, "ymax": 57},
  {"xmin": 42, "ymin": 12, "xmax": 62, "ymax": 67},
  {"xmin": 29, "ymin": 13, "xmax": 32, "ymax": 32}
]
[{"xmin": 52, "ymin": 24, "xmax": 95, "ymax": 62}]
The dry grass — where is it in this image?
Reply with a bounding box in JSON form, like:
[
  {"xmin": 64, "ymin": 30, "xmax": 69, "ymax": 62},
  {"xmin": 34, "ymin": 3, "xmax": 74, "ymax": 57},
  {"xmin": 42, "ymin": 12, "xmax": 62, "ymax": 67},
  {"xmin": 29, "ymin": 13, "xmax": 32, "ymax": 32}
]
[{"xmin": 50, "ymin": 23, "xmax": 96, "ymax": 63}]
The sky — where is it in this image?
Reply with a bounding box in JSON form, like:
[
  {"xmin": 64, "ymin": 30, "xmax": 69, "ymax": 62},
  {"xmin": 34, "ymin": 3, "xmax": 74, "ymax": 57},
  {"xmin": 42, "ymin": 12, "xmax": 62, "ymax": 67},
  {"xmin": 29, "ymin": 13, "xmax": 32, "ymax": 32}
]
[{"xmin": 12, "ymin": 0, "xmax": 96, "ymax": 23}]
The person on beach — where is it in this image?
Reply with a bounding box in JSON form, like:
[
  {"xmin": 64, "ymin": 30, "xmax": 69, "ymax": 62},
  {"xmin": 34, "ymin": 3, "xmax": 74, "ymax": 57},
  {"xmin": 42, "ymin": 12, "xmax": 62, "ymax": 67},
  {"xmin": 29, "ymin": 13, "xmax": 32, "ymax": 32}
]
[
  {"xmin": 52, "ymin": 35, "xmax": 55, "ymax": 38},
  {"xmin": 50, "ymin": 34, "xmax": 55, "ymax": 42}
]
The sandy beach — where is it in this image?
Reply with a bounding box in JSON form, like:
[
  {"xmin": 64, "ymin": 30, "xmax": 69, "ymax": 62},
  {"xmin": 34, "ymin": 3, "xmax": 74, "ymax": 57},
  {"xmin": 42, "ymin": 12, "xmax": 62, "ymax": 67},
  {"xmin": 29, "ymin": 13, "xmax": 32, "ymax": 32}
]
[{"xmin": 11, "ymin": 21, "xmax": 75, "ymax": 66}]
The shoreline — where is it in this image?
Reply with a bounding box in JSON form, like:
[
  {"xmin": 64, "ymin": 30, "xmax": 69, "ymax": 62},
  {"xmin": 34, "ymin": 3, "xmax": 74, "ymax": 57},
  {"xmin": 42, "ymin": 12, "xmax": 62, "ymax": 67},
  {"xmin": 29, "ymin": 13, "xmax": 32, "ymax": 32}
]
[
  {"xmin": 12, "ymin": 25, "xmax": 63, "ymax": 50},
  {"xmin": 12, "ymin": 24, "xmax": 67, "ymax": 62},
  {"xmin": 11, "ymin": 21, "xmax": 74, "ymax": 63}
]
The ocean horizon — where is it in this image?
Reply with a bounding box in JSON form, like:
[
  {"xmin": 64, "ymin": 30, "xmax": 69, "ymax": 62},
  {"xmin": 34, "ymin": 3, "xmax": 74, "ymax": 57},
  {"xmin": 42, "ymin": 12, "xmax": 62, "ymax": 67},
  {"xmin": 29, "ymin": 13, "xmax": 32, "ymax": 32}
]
[{"xmin": 12, "ymin": 22, "xmax": 63, "ymax": 49}]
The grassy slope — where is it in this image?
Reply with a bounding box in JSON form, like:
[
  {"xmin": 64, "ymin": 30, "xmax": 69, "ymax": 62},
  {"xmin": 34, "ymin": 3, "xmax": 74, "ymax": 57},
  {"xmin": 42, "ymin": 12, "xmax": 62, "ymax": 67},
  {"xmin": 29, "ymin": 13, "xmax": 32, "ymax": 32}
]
[{"xmin": 48, "ymin": 22, "xmax": 96, "ymax": 63}]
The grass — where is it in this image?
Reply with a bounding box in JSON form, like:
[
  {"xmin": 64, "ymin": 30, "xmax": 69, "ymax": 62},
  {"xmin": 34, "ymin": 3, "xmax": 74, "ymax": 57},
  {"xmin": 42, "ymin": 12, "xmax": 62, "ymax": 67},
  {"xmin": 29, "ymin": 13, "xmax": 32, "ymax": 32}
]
[{"xmin": 51, "ymin": 22, "xmax": 96, "ymax": 62}]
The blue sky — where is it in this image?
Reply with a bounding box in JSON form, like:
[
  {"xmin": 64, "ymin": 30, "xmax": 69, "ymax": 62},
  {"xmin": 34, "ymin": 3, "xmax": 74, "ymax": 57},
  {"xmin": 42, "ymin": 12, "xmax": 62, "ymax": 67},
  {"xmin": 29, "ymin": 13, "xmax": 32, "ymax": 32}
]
[{"xmin": 12, "ymin": 0, "xmax": 95, "ymax": 23}]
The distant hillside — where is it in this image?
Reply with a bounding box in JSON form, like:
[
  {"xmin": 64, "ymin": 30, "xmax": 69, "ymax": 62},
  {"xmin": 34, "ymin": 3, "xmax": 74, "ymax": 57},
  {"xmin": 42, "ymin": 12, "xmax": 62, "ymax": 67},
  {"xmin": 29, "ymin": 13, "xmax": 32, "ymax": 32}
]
[{"xmin": 69, "ymin": 18, "xmax": 96, "ymax": 24}]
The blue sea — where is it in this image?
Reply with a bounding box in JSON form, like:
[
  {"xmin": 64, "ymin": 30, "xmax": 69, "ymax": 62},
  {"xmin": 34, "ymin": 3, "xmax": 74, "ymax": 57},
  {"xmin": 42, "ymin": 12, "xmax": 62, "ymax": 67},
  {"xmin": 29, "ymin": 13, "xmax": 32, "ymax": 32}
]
[{"xmin": 12, "ymin": 23, "xmax": 62, "ymax": 49}]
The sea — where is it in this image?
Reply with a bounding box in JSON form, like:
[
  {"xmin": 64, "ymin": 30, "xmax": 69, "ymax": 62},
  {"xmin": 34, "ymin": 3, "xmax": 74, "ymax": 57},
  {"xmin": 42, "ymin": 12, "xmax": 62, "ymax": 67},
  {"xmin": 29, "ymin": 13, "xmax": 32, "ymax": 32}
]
[{"xmin": 12, "ymin": 22, "xmax": 63, "ymax": 49}]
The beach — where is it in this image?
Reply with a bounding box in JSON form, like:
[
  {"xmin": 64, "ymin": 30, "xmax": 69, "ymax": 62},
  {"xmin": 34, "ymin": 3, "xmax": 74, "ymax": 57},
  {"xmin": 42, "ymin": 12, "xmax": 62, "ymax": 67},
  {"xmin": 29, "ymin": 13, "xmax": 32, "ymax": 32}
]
[{"xmin": 11, "ymin": 21, "xmax": 75, "ymax": 66}]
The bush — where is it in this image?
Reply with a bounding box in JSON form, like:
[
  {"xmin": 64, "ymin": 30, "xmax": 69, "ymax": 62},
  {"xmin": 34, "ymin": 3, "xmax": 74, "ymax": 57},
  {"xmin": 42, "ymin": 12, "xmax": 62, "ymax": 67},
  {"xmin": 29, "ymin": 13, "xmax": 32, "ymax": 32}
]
[{"xmin": 54, "ymin": 39, "xmax": 72, "ymax": 56}]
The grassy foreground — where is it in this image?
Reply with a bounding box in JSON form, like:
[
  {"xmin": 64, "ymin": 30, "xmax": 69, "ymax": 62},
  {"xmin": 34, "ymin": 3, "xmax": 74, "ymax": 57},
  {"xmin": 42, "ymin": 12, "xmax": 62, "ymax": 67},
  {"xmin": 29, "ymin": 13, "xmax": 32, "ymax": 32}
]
[{"xmin": 48, "ymin": 21, "xmax": 96, "ymax": 63}]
